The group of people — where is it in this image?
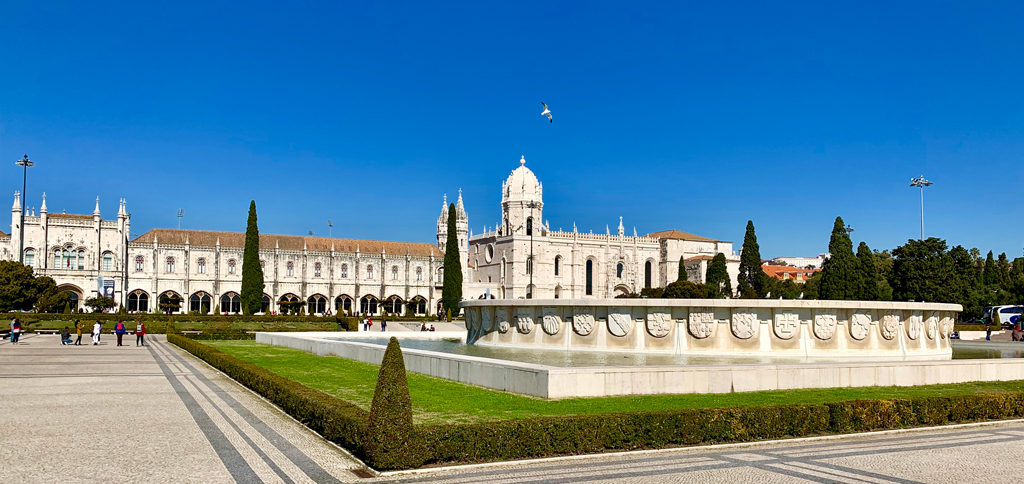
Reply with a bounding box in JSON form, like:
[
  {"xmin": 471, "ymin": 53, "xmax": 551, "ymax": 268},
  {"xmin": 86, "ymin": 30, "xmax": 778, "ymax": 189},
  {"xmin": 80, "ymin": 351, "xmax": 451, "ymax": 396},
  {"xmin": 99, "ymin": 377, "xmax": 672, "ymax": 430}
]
[
  {"xmin": 6, "ymin": 318, "xmax": 147, "ymax": 347},
  {"xmin": 419, "ymin": 323, "xmax": 436, "ymax": 332},
  {"xmin": 362, "ymin": 316, "xmax": 387, "ymax": 331}
]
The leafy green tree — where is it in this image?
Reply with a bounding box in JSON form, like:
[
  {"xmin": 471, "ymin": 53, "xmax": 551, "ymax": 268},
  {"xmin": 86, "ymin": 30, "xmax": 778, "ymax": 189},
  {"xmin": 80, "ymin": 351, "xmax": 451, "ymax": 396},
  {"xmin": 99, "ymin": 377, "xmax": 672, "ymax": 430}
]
[
  {"xmin": 84, "ymin": 296, "xmax": 116, "ymax": 313},
  {"xmin": 890, "ymin": 238, "xmax": 958, "ymax": 303},
  {"xmin": 737, "ymin": 220, "xmax": 768, "ymax": 298},
  {"xmin": 158, "ymin": 294, "xmax": 182, "ymax": 314},
  {"xmin": 0, "ymin": 261, "xmax": 40, "ymax": 311},
  {"xmin": 983, "ymin": 251, "xmax": 998, "ymax": 286},
  {"xmin": 819, "ymin": 217, "xmax": 859, "ymax": 300},
  {"xmin": 996, "ymin": 253, "xmax": 1012, "ymax": 288},
  {"xmin": 241, "ymin": 201, "xmax": 265, "ymax": 314},
  {"xmin": 855, "ymin": 242, "xmax": 880, "ymax": 300},
  {"xmin": 364, "ymin": 337, "xmax": 422, "ymax": 469},
  {"xmin": 776, "ymin": 279, "xmax": 803, "ymax": 299},
  {"xmin": 802, "ymin": 271, "xmax": 822, "ymax": 299},
  {"xmin": 441, "ymin": 203, "xmax": 462, "ymax": 319},
  {"xmin": 639, "ymin": 287, "xmax": 664, "ymax": 298},
  {"xmin": 662, "ymin": 280, "xmax": 709, "ymax": 298},
  {"xmin": 34, "ymin": 277, "xmax": 71, "ymax": 313},
  {"xmin": 705, "ymin": 253, "xmax": 731, "ymax": 298},
  {"xmin": 677, "ymin": 258, "xmax": 688, "ymax": 282}
]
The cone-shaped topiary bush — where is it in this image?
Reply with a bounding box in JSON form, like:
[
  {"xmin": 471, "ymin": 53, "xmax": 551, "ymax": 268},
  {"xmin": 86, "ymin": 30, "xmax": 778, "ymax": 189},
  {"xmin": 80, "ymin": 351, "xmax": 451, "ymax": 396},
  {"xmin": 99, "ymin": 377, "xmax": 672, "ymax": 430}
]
[{"xmin": 363, "ymin": 337, "xmax": 422, "ymax": 470}]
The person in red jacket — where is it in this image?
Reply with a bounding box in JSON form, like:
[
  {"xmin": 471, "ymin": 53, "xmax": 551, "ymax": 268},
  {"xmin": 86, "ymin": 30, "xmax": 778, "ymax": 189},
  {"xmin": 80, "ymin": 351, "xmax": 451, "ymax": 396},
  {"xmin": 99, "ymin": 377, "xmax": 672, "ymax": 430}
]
[
  {"xmin": 114, "ymin": 321, "xmax": 127, "ymax": 346},
  {"xmin": 135, "ymin": 322, "xmax": 146, "ymax": 347}
]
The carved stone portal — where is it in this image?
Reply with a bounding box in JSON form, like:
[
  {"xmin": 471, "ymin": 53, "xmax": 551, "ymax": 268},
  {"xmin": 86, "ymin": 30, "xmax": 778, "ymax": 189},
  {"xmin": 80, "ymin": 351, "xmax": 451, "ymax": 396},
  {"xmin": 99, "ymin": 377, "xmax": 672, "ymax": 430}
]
[
  {"xmin": 850, "ymin": 313, "xmax": 870, "ymax": 341},
  {"xmin": 731, "ymin": 311, "xmax": 757, "ymax": 340},
  {"xmin": 572, "ymin": 309, "xmax": 594, "ymax": 336},
  {"xmin": 688, "ymin": 309, "xmax": 714, "ymax": 339},
  {"xmin": 646, "ymin": 312, "xmax": 671, "ymax": 338},
  {"xmin": 608, "ymin": 310, "xmax": 634, "ymax": 337},
  {"xmin": 813, "ymin": 310, "xmax": 837, "ymax": 340},
  {"xmin": 542, "ymin": 308, "xmax": 561, "ymax": 336},
  {"xmin": 773, "ymin": 312, "xmax": 799, "ymax": 340}
]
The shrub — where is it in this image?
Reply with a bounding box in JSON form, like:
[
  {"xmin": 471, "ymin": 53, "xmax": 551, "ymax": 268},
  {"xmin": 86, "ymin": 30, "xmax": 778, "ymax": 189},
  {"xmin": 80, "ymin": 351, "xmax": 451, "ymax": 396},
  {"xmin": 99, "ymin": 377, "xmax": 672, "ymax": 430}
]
[{"xmin": 363, "ymin": 338, "xmax": 423, "ymax": 470}]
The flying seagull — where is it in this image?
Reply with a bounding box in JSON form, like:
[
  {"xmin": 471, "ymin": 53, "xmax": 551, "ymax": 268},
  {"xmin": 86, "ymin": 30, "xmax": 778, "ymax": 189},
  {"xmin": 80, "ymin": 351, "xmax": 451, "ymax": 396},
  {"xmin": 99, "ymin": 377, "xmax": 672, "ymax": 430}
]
[{"xmin": 540, "ymin": 102, "xmax": 552, "ymax": 123}]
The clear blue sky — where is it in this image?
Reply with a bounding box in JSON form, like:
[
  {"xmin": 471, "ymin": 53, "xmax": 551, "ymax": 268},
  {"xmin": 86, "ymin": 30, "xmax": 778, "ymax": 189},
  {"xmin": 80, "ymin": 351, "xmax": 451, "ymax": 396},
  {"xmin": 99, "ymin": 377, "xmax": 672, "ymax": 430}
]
[{"xmin": 2, "ymin": 1, "xmax": 1022, "ymax": 258}]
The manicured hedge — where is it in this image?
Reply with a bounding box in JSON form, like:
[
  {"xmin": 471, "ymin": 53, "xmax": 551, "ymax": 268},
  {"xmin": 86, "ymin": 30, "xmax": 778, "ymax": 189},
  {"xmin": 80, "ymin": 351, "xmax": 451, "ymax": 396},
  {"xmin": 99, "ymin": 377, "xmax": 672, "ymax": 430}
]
[
  {"xmin": 168, "ymin": 336, "xmax": 1024, "ymax": 471},
  {"xmin": 4, "ymin": 313, "xmax": 360, "ymax": 334}
]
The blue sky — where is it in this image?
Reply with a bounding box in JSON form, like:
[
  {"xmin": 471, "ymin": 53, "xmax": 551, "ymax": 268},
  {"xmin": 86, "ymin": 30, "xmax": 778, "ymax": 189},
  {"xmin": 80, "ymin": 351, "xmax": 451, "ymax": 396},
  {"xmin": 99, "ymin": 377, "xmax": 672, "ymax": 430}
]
[{"xmin": 1, "ymin": 1, "xmax": 1022, "ymax": 258}]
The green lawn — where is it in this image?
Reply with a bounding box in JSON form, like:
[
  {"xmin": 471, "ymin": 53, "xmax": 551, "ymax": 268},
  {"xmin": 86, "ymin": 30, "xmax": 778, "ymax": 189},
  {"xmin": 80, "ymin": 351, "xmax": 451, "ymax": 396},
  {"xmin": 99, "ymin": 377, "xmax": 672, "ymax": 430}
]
[{"xmin": 205, "ymin": 340, "xmax": 1024, "ymax": 425}]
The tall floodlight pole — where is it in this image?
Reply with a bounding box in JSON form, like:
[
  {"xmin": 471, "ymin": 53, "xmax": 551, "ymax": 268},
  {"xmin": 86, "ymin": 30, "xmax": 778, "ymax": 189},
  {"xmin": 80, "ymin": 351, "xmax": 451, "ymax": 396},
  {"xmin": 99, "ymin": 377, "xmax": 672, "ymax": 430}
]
[
  {"xmin": 909, "ymin": 175, "xmax": 933, "ymax": 240},
  {"xmin": 15, "ymin": 155, "xmax": 34, "ymax": 263}
]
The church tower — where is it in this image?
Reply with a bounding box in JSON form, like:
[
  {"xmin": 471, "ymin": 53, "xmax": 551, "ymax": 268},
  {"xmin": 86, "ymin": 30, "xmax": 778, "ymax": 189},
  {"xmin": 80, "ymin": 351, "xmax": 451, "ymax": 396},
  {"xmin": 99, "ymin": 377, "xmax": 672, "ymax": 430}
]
[
  {"xmin": 436, "ymin": 190, "xmax": 469, "ymax": 268},
  {"xmin": 501, "ymin": 156, "xmax": 543, "ymax": 236}
]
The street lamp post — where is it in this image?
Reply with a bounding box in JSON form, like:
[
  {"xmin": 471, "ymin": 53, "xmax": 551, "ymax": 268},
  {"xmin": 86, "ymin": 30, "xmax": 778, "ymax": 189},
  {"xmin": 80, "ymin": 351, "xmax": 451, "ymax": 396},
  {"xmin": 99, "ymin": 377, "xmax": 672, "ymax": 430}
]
[
  {"xmin": 909, "ymin": 175, "xmax": 933, "ymax": 240},
  {"xmin": 15, "ymin": 155, "xmax": 34, "ymax": 263}
]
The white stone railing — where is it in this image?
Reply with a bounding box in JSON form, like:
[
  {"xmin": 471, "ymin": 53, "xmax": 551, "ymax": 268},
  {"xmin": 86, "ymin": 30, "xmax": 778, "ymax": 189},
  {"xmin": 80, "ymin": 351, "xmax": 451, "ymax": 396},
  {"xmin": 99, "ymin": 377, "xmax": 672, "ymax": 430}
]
[{"xmin": 461, "ymin": 299, "xmax": 962, "ymax": 359}]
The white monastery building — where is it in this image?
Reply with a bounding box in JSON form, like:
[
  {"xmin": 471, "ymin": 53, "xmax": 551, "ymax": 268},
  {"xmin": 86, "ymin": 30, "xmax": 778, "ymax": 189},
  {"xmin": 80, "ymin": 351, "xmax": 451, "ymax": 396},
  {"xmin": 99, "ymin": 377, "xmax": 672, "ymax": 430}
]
[{"xmin": 4, "ymin": 157, "xmax": 740, "ymax": 313}]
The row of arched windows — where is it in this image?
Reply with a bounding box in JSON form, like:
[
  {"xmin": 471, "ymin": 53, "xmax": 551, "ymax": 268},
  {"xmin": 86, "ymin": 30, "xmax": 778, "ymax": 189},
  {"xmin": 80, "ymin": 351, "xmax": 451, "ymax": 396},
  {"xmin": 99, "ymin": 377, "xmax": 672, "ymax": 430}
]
[
  {"xmin": 123, "ymin": 289, "xmax": 429, "ymax": 315},
  {"xmin": 128, "ymin": 256, "xmax": 427, "ymax": 282}
]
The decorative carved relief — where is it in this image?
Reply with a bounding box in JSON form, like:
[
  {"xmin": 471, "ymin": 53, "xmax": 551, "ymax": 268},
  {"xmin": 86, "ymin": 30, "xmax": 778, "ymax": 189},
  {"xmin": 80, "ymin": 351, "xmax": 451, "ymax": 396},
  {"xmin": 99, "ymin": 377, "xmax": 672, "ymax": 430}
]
[
  {"xmin": 813, "ymin": 310, "xmax": 837, "ymax": 340},
  {"xmin": 850, "ymin": 312, "xmax": 870, "ymax": 341},
  {"xmin": 939, "ymin": 315, "xmax": 953, "ymax": 340},
  {"xmin": 646, "ymin": 312, "xmax": 671, "ymax": 338},
  {"xmin": 465, "ymin": 309, "xmax": 478, "ymax": 329},
  {"xmin": 688, "ymin": 309, "xmax": 714, "ymax": 339},
  {"xmin": 572, "ymin": 308, "xmax": 594, "ymax": 336},
  {"xmin": 515, "ymin": 310, "xmax": 534, "ymax": 334},
  {"xmin": 925, "ymin": 313, "xmax": 938, "ymax": 340},
  {"xmin": 496, "ymin": 308, "xmax": 510, "ymax": 334},
  {"xmin": 731, "ymin": 311, "xmax": 757, "ymax": 340},
  {"xmin": 542, "ymin": 308, "xmax": 561, "ymax": 335},
  {"xmin": 881, "ymin": 313, "xmax": 899, "ymax": 340},
  {"xmin": 907, "ymin": 313, "xmax": 922, "ymax": 340},
  {"xmin": 608, "ymin": 310, "xmax": 634, "ymax": 337},
  {"xmin": 481, "ymin": 307, "xmax": 493, "ymax": 331},
  {"xmin": 773, "ymin": 312, "xmax": 799, "ymax": 340}
]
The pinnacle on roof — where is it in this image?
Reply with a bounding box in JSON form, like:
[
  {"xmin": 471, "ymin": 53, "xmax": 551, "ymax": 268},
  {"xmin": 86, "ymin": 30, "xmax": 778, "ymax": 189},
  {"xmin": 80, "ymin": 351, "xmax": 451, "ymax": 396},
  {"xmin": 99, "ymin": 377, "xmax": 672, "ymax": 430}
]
[
  {"xmin": 12, "ymin": 191, "xmax": 21, "ymax": 211},
  {"xmin": 40, "ymin": 193, "xmax": 47, "ymax": 213},
  {"xmin": 93, "ymin": 197, "xmax": 101, "ymax": 216},
  {"xmin": 456, "ymin": 188, "xmax": 466, "ymax": 218}
]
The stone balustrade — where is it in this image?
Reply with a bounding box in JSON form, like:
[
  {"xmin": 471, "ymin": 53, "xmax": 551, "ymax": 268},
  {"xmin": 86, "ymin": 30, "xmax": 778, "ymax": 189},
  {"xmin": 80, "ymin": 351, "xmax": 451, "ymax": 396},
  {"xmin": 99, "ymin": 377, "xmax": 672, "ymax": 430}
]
[{"xmin": 461, "ymin": 299, "xmax": 962, "ymax": 359}]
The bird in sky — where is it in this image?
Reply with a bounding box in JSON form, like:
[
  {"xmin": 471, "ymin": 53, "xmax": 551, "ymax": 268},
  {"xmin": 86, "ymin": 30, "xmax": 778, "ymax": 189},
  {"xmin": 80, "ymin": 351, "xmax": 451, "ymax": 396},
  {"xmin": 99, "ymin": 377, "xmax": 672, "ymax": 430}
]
[{"xmin": 541, "ymin": 102, "xmax": 552, "ymax": 123}]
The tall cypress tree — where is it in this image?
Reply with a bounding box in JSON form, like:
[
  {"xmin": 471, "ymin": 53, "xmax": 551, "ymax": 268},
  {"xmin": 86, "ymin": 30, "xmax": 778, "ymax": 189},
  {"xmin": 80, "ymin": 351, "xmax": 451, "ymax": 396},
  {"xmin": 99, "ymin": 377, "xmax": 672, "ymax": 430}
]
[
  {"xmin": 677, "ymin": 258, "xmax": 688, "ymax": 282},
  {"xmin": 856, "ymin": 242, "xmax": 880, "ymax": 301},
  {"xmin": 441, "ymin": 203, "xmax": 462, "ymax": 318},
  {"xmin": 241, "ymin": 200, "xmax": 265, "ymax": 314},
  {"xmin": 737, "ymin": 220, "xmax": 767, "ymax": 298},
  {"xmin": 819, "ymin": 216, "xmax": 859, "ymax": 300},
  {"xmin": 983, "ymin": 251, "xmax": 998, "ymax": 286},
  {"xmin": 705, "ymin": 253, "xmax": 731, "ymax": 298}
]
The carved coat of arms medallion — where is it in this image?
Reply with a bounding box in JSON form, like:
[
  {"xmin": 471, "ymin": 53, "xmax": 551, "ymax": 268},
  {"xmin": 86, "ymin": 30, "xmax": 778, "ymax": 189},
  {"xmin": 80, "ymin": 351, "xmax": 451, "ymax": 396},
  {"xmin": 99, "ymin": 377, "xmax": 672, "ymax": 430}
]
[
  {"xmin": 906, "ymin": 313, "xmax": 922, "ymax": 340},
  {"xmin": 939, "ymin": 316, "xmax": 952, "ymax": 340},
  {"xmin": 607, "ymin": 310, "xmax": 634, "ymax": 337},
  {"xmin": 813, "ymin": 310, "xmax": 837, "ymax": 340},
  {"xmin": 773, "ymin": 312, "xmax": 799, "ymax": 340},
  {"xmin": 925, "ymin": 314, "xmax": 938, "ymax": 340},
  {"xmin": 688, "ymin": 309, "xmax": 714, "ymax": 339},
  {"xmin": 496, "ymin": 308, "xmax": 511, "ymax": 333},
  {"xmin": 850, "ymin": 313, "xmax": 871, "ymax": 341},
  {"xmin": 731, "ymin": 311, "xmax": 757, "ymax": 340},
  {"xmin": 646, "ymin": 312, "xmax": 671, "ymax": 338},
  {"xmin": 572, "ymin": 308, "xmax": 595, "ymax": 336},
  {"xmin": 542, "ymin": 308, "xmax": 561, "ymax": 336},
  {"xmin": 880, "ymin": 313, "xmax": 899, "ymax": 340},
  {"xmin": 515, "ymin": 310, "xmax": 534, "ymax": 334}
]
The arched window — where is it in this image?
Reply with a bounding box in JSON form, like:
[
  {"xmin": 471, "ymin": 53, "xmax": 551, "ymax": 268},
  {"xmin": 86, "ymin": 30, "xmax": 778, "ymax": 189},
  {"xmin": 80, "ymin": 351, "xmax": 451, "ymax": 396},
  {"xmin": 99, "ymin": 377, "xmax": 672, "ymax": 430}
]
[
  {"xmin": 307, "ymin": 295, "xmax": 327, "ymax": 314},
  {"xmin": 586, "ymin": 259, "xmax": 594, "ymax": 296},
  {"xmin": 102, "ymin": 252, "xmax": 113, "ymax": 271},
  {"xmin": 196, "ymin": 258, "xmax": 206, "ymax": 274},
  {"xmin": 24, "ymin": 248, "xmax": 35, "ymax": 267},
  {"xmin": 360, "ymin": 295, "xmax": 378, "ymax": 314},
  {"xmin": 189, "ymin": 292, "xmax": 211, "ymax": 313},
  {"xmin": 526, "ymin": 257, "xmax": 533, "ymax": 275},
  {"xmin": 391, "ymin": 265, "xmax": 399, "ymax": 280},
  {"xmin": 227, "ymin": 259, "xmax": 236, "ymax": 274},
  {"xmin": 340, "ymin": 263, "xmax": 349, "ymax": 278},
  {"xmin": 135, "ymin": 256, "xmax": 144, "ymax": 272},
  {"xmin": 77, "ymin": 250, "xmax": 85, "ymax": 270},
  {"xmin": 415, "ymin": 267, "xmax": 422, "ymax": 281},
  {"xmin": 261, "ymin": 295, "xmax": 270, "ymax": 313},
  {"xmin": 286, "ymin": 261, "xmax": 294, "ymax": 277},
  {"xmin": 644, "ymin": 261, "xmax": 652, "ymax": 288},
  {"xmin": 526, "ymin": 217, "xmax": 533, "ymax": 236},
  {"xmin": 220, "ymin": 293, "xmax": 241, "ymax": 314},
  {"xmin": 367, "ymin": 265, "xmax": 374, "ymax": 279},
  {"xmin": 127, "ymin": 290, "xmax": 149, "ymax": 312},
  {"xmin": 554, "ymin": 256, "xmax": 561, "ymax": 276},
  {"xmin": 166, "ymin": 257, "xmax": 175, "ymax": 273},
  {"xmin": 617, "ymin": 262, "xmax": 624, "ymax": 279},
  {"xmin": 314, "ymin": 262, "xmax": 322, "ymax": 278}
]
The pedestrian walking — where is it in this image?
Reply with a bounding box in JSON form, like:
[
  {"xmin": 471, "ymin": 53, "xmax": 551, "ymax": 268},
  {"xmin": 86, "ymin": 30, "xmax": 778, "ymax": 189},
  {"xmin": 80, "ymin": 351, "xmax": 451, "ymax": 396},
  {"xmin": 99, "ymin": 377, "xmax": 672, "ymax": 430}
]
[
  {"xmin": 362, "ymin": 317, "xmax": 369, "ymax": 331},
  {"xmin": 10, "ymin": 318, "xmax": 21, "ymax": 344},
  {"xmin": 60, "ymin": 327, "xmax": 73, "ymax": 345},
  {"xmin": 92, "ymin": 321, "xmax": 102, "ymax": 345},
  {"xmin": 114, "ymin": 321, "xmax": 127, "ymax": 346},
  {"xmin": 74, "ymin": 320, "xmax": 83, "ymax": 345},
  {"xmin": 381, "ymin": 317, "xmax": 387, "ymax": 332},
  {"xmin": 986, "ymin": 321, "xmax": 992, "ymax": 341},
  {"xmin": 136, "ymin": 322, "xmax": 146, "ymax": 347}
]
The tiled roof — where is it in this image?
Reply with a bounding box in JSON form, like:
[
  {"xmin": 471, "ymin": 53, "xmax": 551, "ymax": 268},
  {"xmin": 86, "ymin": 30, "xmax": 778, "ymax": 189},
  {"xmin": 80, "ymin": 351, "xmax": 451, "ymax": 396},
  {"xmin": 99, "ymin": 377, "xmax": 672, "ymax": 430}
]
[
  {"xmin": 0, "ymin": 229, "xmax": 6, "ymax": 237},
  {"xmin": 645, "ymin": 229, "xmax": 717, "ymax": 242},
  {"xmin": 49, "ymin": 213, "xmax": 94, "ymax": 220},
  {"xmin": 762, "ymin": 264, "xmax": 821, "ymax": 279},
  {"xmin": 130, "ymin": 229, "xmax": 442, "ymax": 257}
]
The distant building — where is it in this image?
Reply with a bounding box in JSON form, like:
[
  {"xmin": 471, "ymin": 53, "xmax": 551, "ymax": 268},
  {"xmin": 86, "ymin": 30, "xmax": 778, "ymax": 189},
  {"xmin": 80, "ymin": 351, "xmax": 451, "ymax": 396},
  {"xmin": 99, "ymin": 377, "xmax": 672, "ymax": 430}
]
[
  {"xmin": 762, "ymin": 264, "xmax": 821, "ymax": 283},
  {"xmin": 770, "ymin": 254, "xmax": 829, "ymax": 269}
]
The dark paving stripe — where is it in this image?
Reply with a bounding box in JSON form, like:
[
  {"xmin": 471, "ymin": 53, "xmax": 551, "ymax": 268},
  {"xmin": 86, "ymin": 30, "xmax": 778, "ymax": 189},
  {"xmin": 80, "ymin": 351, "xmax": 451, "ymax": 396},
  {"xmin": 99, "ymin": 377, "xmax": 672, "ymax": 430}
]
[
  {"xmin": 149, "ymin": 344, "xmax": 262, "ymax": 483},
  {"xmin": 157, "ymin": 340, "xmax": 343, "ymax": 483},
  {"xmin": 0, "ymin": 373, "xmax": 166, "ymax": 379}
]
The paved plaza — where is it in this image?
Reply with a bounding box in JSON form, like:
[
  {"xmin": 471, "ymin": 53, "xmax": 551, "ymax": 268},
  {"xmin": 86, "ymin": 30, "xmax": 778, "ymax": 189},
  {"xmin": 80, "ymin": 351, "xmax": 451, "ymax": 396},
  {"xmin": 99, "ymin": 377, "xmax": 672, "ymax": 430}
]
[{"xmin": 2, "ymin": 332, "xmax": 1023, "ymax": 483}]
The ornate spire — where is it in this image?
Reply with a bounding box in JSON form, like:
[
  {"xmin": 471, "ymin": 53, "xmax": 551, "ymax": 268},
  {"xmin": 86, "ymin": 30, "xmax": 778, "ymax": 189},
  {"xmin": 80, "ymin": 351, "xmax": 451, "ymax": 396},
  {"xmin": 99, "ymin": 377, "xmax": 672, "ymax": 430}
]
[
  {"xmin": 12, "ymin": 191, "xmax": 21, "ymax": 211},
  {"xmin": 456, "ymin": 188, "xmax": 466, "ymax": 216},
  {"xmin": 617, "ymin": 216, "xmax": 624, "ymax": 237},
  {"xmin": 117, "ymin": 198, "xmax": 126, "ymax": 217},
  {"xmin": 40, "ymin": 193, "xmax": 47, "ymax": 214},
  {"xmin": 520, "ymin": 155, "xmax": 526, "ymax": 166},
  {"xmin": 93, "ymin": 197, "xmax": 101, "ymax": 216}
]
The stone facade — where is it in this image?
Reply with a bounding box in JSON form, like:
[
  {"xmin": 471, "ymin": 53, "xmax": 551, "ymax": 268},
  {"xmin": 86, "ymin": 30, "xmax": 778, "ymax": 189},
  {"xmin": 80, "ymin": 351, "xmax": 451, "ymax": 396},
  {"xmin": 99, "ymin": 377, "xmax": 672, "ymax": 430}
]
[{"xmin": 463, "ymin": 157, "xmax": 740, "ymax": 300}]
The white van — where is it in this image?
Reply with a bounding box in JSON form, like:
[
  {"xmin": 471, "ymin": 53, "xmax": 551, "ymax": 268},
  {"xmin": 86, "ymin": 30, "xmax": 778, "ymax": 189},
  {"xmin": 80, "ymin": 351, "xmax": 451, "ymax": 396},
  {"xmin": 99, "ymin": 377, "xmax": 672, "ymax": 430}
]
[{"xmin": 991, "ymin": 305, "xmax": 1023, "ymax": 328}]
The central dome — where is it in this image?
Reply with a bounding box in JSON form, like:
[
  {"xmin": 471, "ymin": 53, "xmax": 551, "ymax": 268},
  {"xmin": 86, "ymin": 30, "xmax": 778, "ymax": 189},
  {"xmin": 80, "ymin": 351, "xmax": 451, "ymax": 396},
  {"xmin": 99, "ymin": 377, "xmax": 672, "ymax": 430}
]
[{"xmin": 502, "ymin": 156, "xmax": 542, "ymax": 203}]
